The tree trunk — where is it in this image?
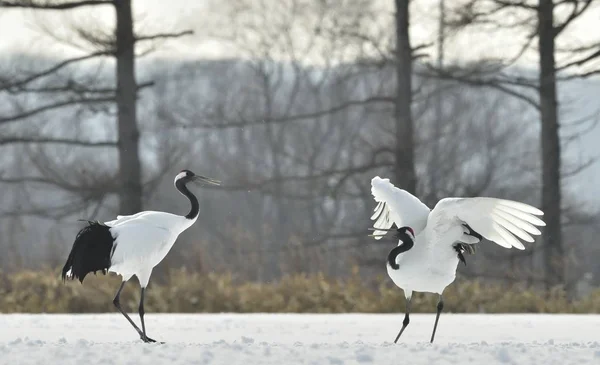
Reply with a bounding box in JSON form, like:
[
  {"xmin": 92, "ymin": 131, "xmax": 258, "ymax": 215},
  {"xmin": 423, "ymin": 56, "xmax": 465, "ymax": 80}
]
[
  {"xmin": 114, "ymin": 0, "xmax": 143, "ymax": 214},
  {"xmin": 428, "ymin": 0, "xmax": 445, "ymax": 202},
  {"xmin": 394, "ymin": 0, "xmax": 416, "ymax": 194},
  {"xmin": 538, "ymin": 0, "xmax": 563, "ymax": 287},
  {"xmin": 263, "ymin": 70, "xmax": 283, "ymax": 281}
]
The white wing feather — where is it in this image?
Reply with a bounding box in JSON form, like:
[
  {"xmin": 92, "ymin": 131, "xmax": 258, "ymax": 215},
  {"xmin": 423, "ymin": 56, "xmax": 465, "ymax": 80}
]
[
  {"xmin": 109, "ymin": 221, "xmax": 174, "ymax": 279},
  {"xmin": 105, "ymin": 210, "xmax": 182, "ymax": 228},
  {"xmin": 104, "ymin": 211, "xmax": 150, "ymax": 227},
  {"xmin": 103, "ymin": 210, "xmax": 195, "ymax": 287},
  {"xmin": 370, "ymin": 176, "xmax": 431, "ymax": 239},
  {"xmin": 109, "ymin": 213, "xmax": 186, "ymax": 266},
  {"xmin": 431, "ymin": 197, "xmax": 545, "ymax": 250}
]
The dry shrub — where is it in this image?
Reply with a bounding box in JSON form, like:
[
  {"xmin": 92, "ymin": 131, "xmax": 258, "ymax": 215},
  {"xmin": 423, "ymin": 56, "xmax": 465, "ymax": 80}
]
[{"xmin": 0, "ymin": 268, "xmax": 599, "ymax": 313}]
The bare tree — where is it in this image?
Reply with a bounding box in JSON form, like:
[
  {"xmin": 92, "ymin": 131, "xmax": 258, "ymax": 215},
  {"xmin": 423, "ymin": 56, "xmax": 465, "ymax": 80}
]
[
  {"xmin": 394, "ymin": 0, "xmax": 417, "ymax": 194},
  {"xmin": 0, "ymin": 0, "xmax": 192, "ymax": 215},
  {"xmin": 1, "ymin": 0, "xmax": 597, "ymax": 286},
  {"xmin": 424, "ymin": 0, "xmax": 600, "ymax": 288},
  {"xmin": 114, "ymin": 0, "xmax": 142, "ymax": 214}
]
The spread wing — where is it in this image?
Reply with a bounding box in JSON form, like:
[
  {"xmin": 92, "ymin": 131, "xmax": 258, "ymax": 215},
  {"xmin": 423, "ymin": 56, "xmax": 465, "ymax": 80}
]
[
  {"xmin": 430, "ymin": 197, "xmax": 545, "ymax": 250},
  {"xmin": 370, "ymin": 176, "xmax": 431, "ymax": 239}
]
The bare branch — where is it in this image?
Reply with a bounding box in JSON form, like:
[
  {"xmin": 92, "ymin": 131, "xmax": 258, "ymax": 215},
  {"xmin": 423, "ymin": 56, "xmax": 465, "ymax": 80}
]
[
  {"xmin": 419, "ymin": 66, "xmax": 540, "ymax": 109},
  {"xmin": 0, "ymin": 0, "xmax": 112, "ymax": 9},
  {"xmin": 557, "ymin": 47, "xmax": 600, "ymax": 72},
  {"xmin": 7, "ymin": 80, "xmax": 154, "ymax": 94},
  {"xmin": 0, "ymin": 51, "xmax": 110, "ymax": 91},
  {"xmin": 0, "ymin": 96, "xmax": 114, "ymax": 124},
  {"xmin": 556, "ymin": 43, "xmax": 600, "ymax": 54},
  {"xmin": 5, "ymin": 84, "xmax": 112, "ymax": 94},
  {"xmin": 554, "ymin": 0, "xmax": 593, "ymax": 36},
  {"xmin": 0, "ymin": 175, "xmax": 115, "ymax": 194},
  {"xmin": 447, "ymin": 0, "xmax": 537, "ymax": 30},
  {"xmin": 178, "ymin": 96, "xmax": 395, "ymax": 130},
  {"xmin": 135, "ymin": 30, "xmax": 194, "ymax": 42},
  {"xmin": 559, "ymin": 69, "xmax": 600, "ymax": 79},
  {"xmin": 0, "ymin": 176, "xmax": 57, "ymax": 185},
  {"xmin": 0, "ymin": 137, "xmax": 117, "ymax": 147},
  {"xmin": 561, "ymin": 156, "xmax": 598, "ymax": 179},
  {"xmin": 491, "ymin": 0, "xmax": 537, "ymax": 10}
]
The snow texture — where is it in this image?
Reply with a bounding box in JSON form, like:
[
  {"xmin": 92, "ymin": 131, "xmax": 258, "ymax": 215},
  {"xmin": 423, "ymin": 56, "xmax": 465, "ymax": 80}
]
[{"xmin": 1, "ymin": 313, "xmax": 599, "ymax": 365}]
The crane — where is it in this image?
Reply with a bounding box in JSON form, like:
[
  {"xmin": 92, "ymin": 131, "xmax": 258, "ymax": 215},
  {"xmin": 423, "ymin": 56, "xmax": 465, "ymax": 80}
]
[
  {"xmin": 61, "ymin": 169, "xmax": 220, "ymax": 343},
  {"xmin": 369, "ymin": 176, "xmax": 545, "ymax": 343}
]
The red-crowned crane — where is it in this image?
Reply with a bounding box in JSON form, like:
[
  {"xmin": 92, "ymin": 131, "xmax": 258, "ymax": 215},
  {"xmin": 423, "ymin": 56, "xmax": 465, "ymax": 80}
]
[
  {"xmin": 61, "ymin": 169, "xmax": 220, "ymax": 343},
  {"xmin": 369, "ymin": 176, "xmax": 545, "ymax": 343}
]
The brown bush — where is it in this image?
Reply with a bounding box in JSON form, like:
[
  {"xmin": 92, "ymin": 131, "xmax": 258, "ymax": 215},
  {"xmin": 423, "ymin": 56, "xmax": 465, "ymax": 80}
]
[{"xmin": 0, "ymin": 268, "xmax": 599, "ymax": 313}]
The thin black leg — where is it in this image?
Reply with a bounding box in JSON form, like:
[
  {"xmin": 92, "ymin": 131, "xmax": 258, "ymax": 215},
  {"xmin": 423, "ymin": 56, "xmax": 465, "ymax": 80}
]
[
  {"xmin": 138, "ymin": 287, "xmax": 156, "ymax": 343},
  {"xmin": 113, "ymin": 281, "xmax": 145, "ymax": 339},
  {"xmin": 430, "ymin": 295, "xmax": 444, "ymax": 343},
  {"xmin": 394, "ymin": 296, "xmax": 412, "ymax": 343}
]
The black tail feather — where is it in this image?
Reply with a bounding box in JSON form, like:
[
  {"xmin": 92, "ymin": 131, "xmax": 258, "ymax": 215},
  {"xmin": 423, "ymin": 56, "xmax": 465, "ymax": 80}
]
[{"xmin": 62, "ymin": 221, "xmax": 114, "ymax": 283}]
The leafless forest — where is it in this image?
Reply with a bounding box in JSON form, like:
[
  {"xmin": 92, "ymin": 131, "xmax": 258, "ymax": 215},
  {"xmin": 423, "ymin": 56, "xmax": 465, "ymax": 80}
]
[{"xmin": 0, "ymin": 0, "xmax": 599, "ymax": 296}]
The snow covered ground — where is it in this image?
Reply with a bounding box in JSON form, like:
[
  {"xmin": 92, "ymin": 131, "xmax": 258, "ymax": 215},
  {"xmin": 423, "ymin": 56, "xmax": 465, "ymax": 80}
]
[{"xmin": 0, "ymin": 313, "xmax": 599, "ymax": 365}]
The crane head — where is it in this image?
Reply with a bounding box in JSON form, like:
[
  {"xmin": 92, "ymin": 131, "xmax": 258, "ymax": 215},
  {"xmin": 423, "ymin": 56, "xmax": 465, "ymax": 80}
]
[
  {"xmin": 174, "ymin": 169, "xmax": 221, "ymax": 186},
  {"xmin": 396, "ymin": 226, "xmax": 415, "ymax": 243}
]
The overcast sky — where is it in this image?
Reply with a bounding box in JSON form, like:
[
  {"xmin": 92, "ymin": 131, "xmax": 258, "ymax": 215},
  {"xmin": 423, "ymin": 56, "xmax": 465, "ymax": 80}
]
[
  {"xmin": 0, "ymin": 0, "xmax": 597, "ymax": 70},
  {"xmin": 0, "ymin": 0, "xmax": 218, "ymax": 59},
  {"xmin": 1, "ymin": 0, "xmax": 599, "ymax": 196}
]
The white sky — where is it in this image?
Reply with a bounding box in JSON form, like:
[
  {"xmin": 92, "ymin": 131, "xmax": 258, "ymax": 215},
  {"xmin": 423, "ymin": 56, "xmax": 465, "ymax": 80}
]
[
  {"xmin": 0, "ymin": 0, "xmax": 597, "ymax": 70},
  {"xmin": 0, "ymin": 0, "xmax": 599, "ymax": 198},
  {"xmin": 0, "ymin": 0, "xmax": 242, "ymax": 61}
]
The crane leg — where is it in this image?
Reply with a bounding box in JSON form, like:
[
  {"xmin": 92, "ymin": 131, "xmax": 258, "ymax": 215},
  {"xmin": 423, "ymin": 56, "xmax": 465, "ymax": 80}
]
[
  {"xmin": 112, "ymin": 281, "xmax": 146, "ymax": 342},
  {"xmin": 394, "ymin": 296, "xmax": 412, "ymax": 343},
  {"xmin": 430, "ymin": 295, "xmax": 444, "ymax": 343},
  {"xmin": 138, "ymin": 287, "xmax": 156, "ymax": 343}
]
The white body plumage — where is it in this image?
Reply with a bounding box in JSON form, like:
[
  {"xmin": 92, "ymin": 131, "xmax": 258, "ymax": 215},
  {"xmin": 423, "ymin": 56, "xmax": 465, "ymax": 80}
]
[
  {"xmin": 104, "ymin": 210, "xmax": 196, "ymax": 287},
  {"xmin": 369, "ymin": 176, "xmax": 546, "ymax": 343},
  {"xmin": 385, "ymin": 229, "xmax": 462, "ymax": 295},
  {"xmin": 372, "ymin": 176, "xmax": 545, "ymax": 295},
  {"xmin": 61, "ymin": 169, "xmax": 220, "ymax": 343}
]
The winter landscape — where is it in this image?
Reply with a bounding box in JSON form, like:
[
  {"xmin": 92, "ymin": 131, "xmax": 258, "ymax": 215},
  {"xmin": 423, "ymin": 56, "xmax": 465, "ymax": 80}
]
[
  {"xmin": 2, "ymin": 0, "xmax": 600, "ymax": 364},
  {"xmin": 2, "ymin": 314, "xmax": 599, "ymax": 365}
]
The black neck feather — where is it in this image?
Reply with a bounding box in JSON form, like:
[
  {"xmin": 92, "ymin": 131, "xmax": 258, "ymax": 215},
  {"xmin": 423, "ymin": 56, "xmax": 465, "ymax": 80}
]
[
  {"xmin": 387, "ymin": 232, "xmax": 414, "ymax": 270},
  {"xmin": 176, "ymin": 180, "xmax": 199, "ymax": 220}
]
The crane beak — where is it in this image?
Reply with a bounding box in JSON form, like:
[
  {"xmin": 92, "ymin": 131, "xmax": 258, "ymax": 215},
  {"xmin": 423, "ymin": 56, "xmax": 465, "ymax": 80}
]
[
  {"xmin": 367, "ymin": 227, "xmax": 396, "ymax": 238},
  {"xmin": 192, "ymin": 175, "xmax": 221, "ymax": 186}
]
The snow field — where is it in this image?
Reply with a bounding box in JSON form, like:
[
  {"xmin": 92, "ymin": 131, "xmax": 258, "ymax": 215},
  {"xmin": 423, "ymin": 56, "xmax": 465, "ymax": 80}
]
[{"xmin": 1, "ymin": 314, "xmax": 599, "ymax": 365}]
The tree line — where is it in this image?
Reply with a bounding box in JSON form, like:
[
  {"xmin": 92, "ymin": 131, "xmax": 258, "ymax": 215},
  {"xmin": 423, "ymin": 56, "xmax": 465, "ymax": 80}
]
[{"xmin": 0, "ymin": 0, "xmax": 599, "ymax": 291}]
